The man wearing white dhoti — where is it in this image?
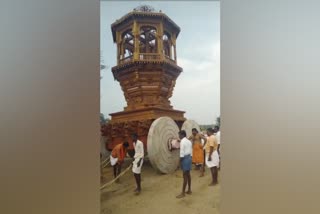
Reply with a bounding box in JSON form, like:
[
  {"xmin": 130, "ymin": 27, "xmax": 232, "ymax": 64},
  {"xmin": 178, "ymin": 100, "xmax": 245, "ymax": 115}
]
[
  {"xmin": 205, "ymin": 128, "xmax": 219, "ymax": 186},
  {"xmin": 214, "ymin": 126, "xmax": 221, "ymax": 155},
  {"xmin": 131, "ymin": 133, "xmax": 144, "ymax": 194},
  {"xmin": 214, "ymin": 126, "xmax": 221, "ymax": 170}
]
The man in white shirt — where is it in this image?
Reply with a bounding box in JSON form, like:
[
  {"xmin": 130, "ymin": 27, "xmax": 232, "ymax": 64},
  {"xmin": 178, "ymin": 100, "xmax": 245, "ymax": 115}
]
[
  {"xmin": 214, "ymin": 126, "xmax": 221, "ymax": 155},
  {"xmin": 176, "ymin": 130, "xmax": 193, "ymax": 199},
  {"xmin": 132, "ymin": 133, "xmax": 144, "ymax": 194},
  {"xmin": 206, "ymin": 128, "xmax": 219, "ymax": 186},
  {"xmin": 214, "ymin": 126, "xmax": 221, "ymax": 170}
]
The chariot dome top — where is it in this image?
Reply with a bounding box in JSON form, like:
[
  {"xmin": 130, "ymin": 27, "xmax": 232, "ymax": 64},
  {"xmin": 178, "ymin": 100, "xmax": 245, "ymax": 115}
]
[
  {"xmin": 134, "ymin": 5, "xmax": 156, "ymax": 12},
  {"xmin": 111, "ymin": 5, "xmax": 180, "ymax": 42}
]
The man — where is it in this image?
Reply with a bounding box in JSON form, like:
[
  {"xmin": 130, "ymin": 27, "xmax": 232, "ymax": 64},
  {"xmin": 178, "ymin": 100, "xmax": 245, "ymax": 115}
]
[
  {"xmin": 176, "ymin": 130, "xmax": 193, "ymax": 198},
  {"xmin": 132, "ymin": 133, "xmax": 144, "ymax": 194},
  {"xmin": 188, "ymin": 128, "xmax": 207, "ymax": 177},
  {"xmin": 110, "ymin": 141, "xmax": 129, "ymax": 182},
  {"xmin": 205, "ymin": 128, "xmax": 219, "ymax": 186},
  {"xmin": 214, "ymin": 126, "xmax": 221, "ymax": 155},
  {"xmin": 214, "ymin": 126, "xmax": 221, "ymax": 170}
]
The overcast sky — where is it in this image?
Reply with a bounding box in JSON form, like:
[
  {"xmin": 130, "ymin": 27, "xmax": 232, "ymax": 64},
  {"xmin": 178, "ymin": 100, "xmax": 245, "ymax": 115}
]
[{"xmin": 100, "ymin": 1, "xmax": 220, "ymax": 124}]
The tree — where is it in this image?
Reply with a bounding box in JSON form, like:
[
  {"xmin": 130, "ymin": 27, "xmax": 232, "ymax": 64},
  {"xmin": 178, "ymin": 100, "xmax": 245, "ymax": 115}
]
[
  {"xmin": 215, "ymin": 116, "xmax": 221, "ymax": 128},
  {"xmin": 199, "ymin": 124, "xmax": 214, "ymax": 131},
  {"xmin": 100, "ymin": 113, "xmax": 106, "ymax": 124}
]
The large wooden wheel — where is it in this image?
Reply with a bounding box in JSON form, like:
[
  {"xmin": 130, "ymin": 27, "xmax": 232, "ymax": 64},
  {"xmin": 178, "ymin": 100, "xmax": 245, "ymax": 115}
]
[
  {"xmin": 147, "ymin": 117, "xmax": 180, "ymax": 174},
  {"xmin": 181, "ymin": 119, "xmax": 201, "ymax": 138}
]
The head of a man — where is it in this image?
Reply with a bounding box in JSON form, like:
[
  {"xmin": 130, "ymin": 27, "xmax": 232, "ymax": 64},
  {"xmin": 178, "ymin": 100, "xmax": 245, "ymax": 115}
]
[
  {"xmin": 214, "ymin": 125, "xmax": 220, "ymax": 133},
  {"xmin": 178, "ymin": 130, "xmax": 187, "ymax": 140},
  {"xmin": 192, "ymin": 128, "xmax": 198, "ymax": 136},
  {"xmin": 131, "ymin": 133, "xmax": 138, "ymax": 142},
  {"xmin": 123, "ymin": 141, "xmax": 129, "ymax": 148},
  {"xmin": 206, "ymin": 128, "xmax": 214, "ymax": 136}
]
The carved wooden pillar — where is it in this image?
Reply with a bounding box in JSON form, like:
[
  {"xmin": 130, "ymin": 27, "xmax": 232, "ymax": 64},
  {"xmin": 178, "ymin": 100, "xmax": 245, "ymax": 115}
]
[
  {"xmin": 116, "ymin": 32, "xmax": 120, "ymax": 64},
  {"xmin": 159, "ymin": 23, "xmax": 164, "ymax": 60},
  {"xmin": 117, "ymin": 44, "xmax": 120, "ymax": 63},
  {"xmin": 172, "ymin": 34, "xmax": 177, "ymax": 62},
  {"xmin": 168, "ymin": 39, "xmax": 171, "ymax": 59},
  {"xmin": 133, "ymin": 21, "xmax": 139, "ymax": 60},
  {"xmin": 117, "ymin": 45, "xmax": 121, "ymax": 63},
  {"xmin": 119, "ymin": 39, "xmax": 123, "ymax": 60}
]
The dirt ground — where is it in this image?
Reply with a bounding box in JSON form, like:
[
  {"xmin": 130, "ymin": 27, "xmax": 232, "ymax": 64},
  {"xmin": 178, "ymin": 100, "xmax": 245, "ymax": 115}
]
[{"xmin": 100, "ymin": 159, "xmax": 220, "ymax": 214}]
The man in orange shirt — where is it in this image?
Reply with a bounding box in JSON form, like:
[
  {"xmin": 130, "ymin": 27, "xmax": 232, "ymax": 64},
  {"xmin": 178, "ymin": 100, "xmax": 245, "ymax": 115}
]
[{"xmin": 110, "ymin": 141, "xmax": 129, "ymax": 181}]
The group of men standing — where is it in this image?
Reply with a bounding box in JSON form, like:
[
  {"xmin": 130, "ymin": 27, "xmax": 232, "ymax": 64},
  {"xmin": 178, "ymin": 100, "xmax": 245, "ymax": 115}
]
[
  {"xmin": 176, "ymin": 126, "xmax": 221, "ymax": 198},
  {"xmin": 104, "ymin": 126, "xmax": 221, "ymax": 198}
]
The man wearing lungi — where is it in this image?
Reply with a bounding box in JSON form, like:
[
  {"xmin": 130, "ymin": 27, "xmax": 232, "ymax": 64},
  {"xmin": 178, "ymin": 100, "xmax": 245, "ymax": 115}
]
[
  {"xmin": 205, "ymin": 128, "xmax": 219, "ymax": 186},
  {"xmin": 176, "ymin": 130, "xmax": 193, "ymax": 198},
  {"xmin": 188, "ymin": 128, "xmax": 207, "ymax": 177},
  {"xmin": 131, "ymin": 133, "xmax": 144, "ymax": 194},
  {"xmin": 214, "ymin": 126, "xmax": 221, "ymax": 170}
]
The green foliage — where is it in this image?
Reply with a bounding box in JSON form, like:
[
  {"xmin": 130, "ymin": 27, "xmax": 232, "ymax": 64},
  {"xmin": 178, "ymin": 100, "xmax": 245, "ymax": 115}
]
[
  {"xmin": 100, "ymin": 113, "xmax": 106, "ymax": 124},
  {"xmin": 199, "ymin": 124, "xmax": 214, "ymax": 131},
  {"xmin": 215, "ymin": 116, "xmax": 220, "ymax": 128},
  {"xmin": 100, "ymin": 113, "xmax": 110, "ymax": 125}
]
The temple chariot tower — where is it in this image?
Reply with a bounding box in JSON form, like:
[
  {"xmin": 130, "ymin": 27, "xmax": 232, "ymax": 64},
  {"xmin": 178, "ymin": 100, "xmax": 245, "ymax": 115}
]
[{"xmin": 102, "ymin": 6, "xmax": 199, "ymax": 173}]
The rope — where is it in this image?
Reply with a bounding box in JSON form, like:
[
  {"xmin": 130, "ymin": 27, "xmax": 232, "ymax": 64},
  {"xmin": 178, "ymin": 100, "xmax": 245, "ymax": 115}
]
[
  {"xmin": 101, "ymin": 157, "xmax": 110, "ymax": 166},
  {"xmin": 100, "ymin": 164, "xmax": 132, "ymax": 190},
  {"xmin": 102, "ymin": 160, "xmax": 111, "ymax": 168}
]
